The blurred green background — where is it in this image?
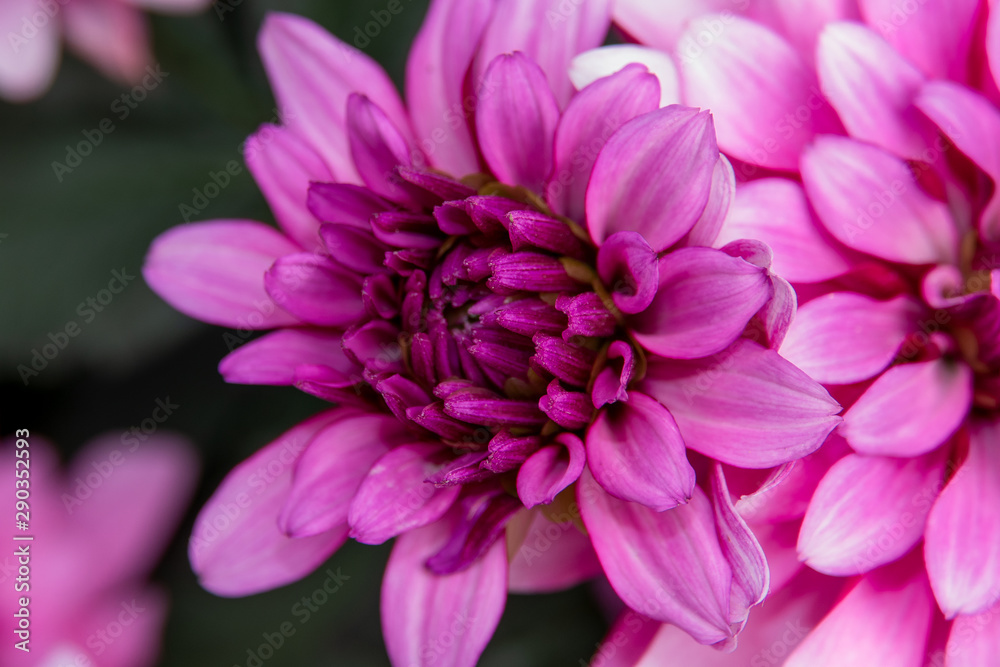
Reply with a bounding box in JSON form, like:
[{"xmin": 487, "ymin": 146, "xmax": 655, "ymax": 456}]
[{"xmin": 0, "ymin": 1, "xmax": 610, "ymax": 665}]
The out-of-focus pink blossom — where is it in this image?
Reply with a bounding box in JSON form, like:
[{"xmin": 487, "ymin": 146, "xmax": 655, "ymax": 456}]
[
  {"xmin": 0, "ymin": 433, "xmax": 197, "ymax": 666},
  {"xmin": 0, "ymin": 0, "xmax": 212, "ymax": 102}
]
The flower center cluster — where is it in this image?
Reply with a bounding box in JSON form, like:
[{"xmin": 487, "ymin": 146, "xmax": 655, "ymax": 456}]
[
  {"xmin": 894, "ymin": 232, "xmax": 1000, "ymax": 411},
  {"xmin": 342, "ymin": 169, "xmax": 641, "ymax": 485}
]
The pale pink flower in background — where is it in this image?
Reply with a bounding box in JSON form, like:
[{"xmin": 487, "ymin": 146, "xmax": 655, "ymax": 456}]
[
  {"xmin": 0, "ymin": 0, "xmax": 211, "ymax": 102},
  {"xmin": 587, "ymin": 0, "xmax": 1000, "ymax": 664},
  {"xmin": 0, "ymin": 434, "xmax": 197, "ymax": 666},
  {"xmin": 141, "ymin": 2, "xmax": 843, "ymax": 664}
]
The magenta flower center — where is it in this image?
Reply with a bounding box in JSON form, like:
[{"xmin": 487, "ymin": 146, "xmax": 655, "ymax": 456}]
[
  {"xmin": 893, "ymin": 233, "xmax": 1000, "ymax": 411},
  {"xmin": 329, "ymin": 170, "xmax": 643, "ymax": 485}
]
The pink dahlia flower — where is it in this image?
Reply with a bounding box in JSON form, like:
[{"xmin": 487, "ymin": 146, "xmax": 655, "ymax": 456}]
[
  {"xmin": 0, "ymin": 433, "xmax": 197, "ymax": 666},
  {"xmin": 0, "ymin": 0, "xmax": 211, "ymax": 102},
  {"xmin": 599, "ymin": 0, "xmax": 1000, "ymax": 664},
  {"xmin": 143, "ymin": 4, "xmax": 842, "ymax": 663}
]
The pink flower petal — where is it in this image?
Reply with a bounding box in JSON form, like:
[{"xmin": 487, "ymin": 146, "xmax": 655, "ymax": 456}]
[
  {"xmin": 709, "ymin": 464, "xmax": 767, "ymax": 628},
  {"xmin": 642, "ymin": 339, "xmax": 842, "ymax": 468},
  {"xmin": 66, "ymin": 434, "xmax": 198, "ymax": 590},
  {"xmin": 859, "ymin": 0, "xmax": 981, "ymax": 81},
  {"xmin": 506, "ymin": 508, "xmax": 602, "ymax": 593},
  {"xmin": 578, "ymin": 471, "xmax": 735, "ymax": 645},
  {"xmin": 475, "ymin": 0, "xmax": 611, "ymax": 106},
  {"xmin": 405, "ymin": 0, "xmax": 492, "ymax": 175},
  {"xmin": 244, "ymin": 124, "xmax": 333, "ymax": 250},
  {"xmin": 753, "ymin": 518, "xmax": 807, "ymax": 594},
  {"xmin": 921, "ymin": 264, "xmax": 990, "ymax": 311},
  {"xmin": 779, "ymin": 292, "xmax": 921, "ymax": 385},
  {"xmin": 591, "ymin": 340, "xmax": 636, "ymax": 408},
  {"xmin": 78, "ymin": 587, "xmax": 168, "ymax": 667},
  {"xmin": 348, "ymin": 443, "xmax": 460, "ymax": 545},
  {"xmin": 258, "ymin": 13, "xmax": 410, "ymax": 182},
  {"xmin": 681, "ymin": 155, "xmax": 735, "ymax": 248},
  {"xmin": 727, "ymin": 463, "xmax": 795, "ymax": 520},
  {"xmin": 264, "ymin": 252, "xmax": 365, "ymax": 327},
  {"xmin": 718, "ymin": 238, "xmax": 774, "ymax": 270},
  {"xmin": 0, "ymin": 0, "xmax": 60, "ymax": 101},
  {"xmin": 342, "ymin": 320, "xmax": 405, "ymax": 375},
  {"xmin": 547, "ymin": 63, "xmax": 660, "ymax": 221},
  {"xmin": 678, "ymin": 15, "xmax": 841, "ymax": 171},
  {"xmin": 381, "ymin": 514, "xmax": 507, "ymax": 667},
  {"xmin": 715, "ymin": 178, "xmax": 854, "ymax": 283},
  {"xmin": 476, "ymin": 52, "xmax": 560, "ymax": 193},
  {"xmin": 218, "ymin": 328, "xmax": 357, "ymax": 386},
  {"xmin": 785, "ymin": 554, "xmax": 935, "ymax": 667},
  {"xmin": 798, "ymin": 450, "xmax": 947, "ymax": 576},
  {"xmin": 925, "ymin": 418, "xmax": 1000, "ymax": 618},
  {"xmin": 144, "ymin": 220, "xmax": 301, "ymax": 329},
  {"xmin": 586, "ymin": 106, "xmax": 719, "ymax": 250},
  {"xmin": 347, "ymin": 93, "xmax": 423, "ymax": 205},
  {"xmin": 735, "ymin": 433, "xmax": 851, "ymax": 524},
  {"xmin": 625, "ymin": 568, "xmax": 843, "ymax": 667},
  {"xmin": 62, "ymin": 0, "xmax": 149, "ymax": 84},
  {"xmin": 322, "ymin": 224, "xmax": 389, "ymax": 276},
  {"xmin": 817, "ymin": 21, "xmax": 931, "ymax": 160},
  {"xmin": 278, "ymin": 413, "xmax": 410, "ymax": 538},
  {"xmin": 945, "ymin": 609, "xmax": 1000, "ymax": 667},
  {"xmin": 916, "ymin": 80, "xmax": 1000, "ymax": 244},
  {"xmin": 586, "ymin": 392, "xmax": 696, "ymax": 511},
  {"xmin": 596, "ymin": 231, "xmax": 659, "ymax": 315},
  {"xmin": 307, "ymin": 182, "xmax": 394, "ymax": 229},
  {"xmin": 990, "ymin": 5, "xmax": 1000, "ymax": 92},
  {"xmin": 612, "ymin": 0, "xmax": 738, "ymax": 52},
  {"xmin": 745, "ymin": 0, "xmax": 860, "ymax": 57},
  {"xmin": 516, "ymin": 433, "xmax": 586, "ymax": 509},
  {"xmin": 569, "ymin": 45, "xmax": 680, "ymax": 107},
  {"xmin": 293, "ymin": 364, "xmax": 366, "ymax": 404},
  {"xmin": 761, "ymin": 273, "xmax": 796, "ymax": 349},
  {"xmin": 801, "ymin": 135, "xmax": 959, "ymax": 265},
  {"xmin": 424, "ymin": 490, "xmax": 521, "ymax": 575},
  {"xmin": 841, "ymin": 358, "xmax": 971, "ymax": 457},
  {"xmin": 632, "ymin": 247, "xmax": 772, "ymax": 359},
  {"xmin": 189, "ymin": 410, "xmax": 351, "ymax": 596}
]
